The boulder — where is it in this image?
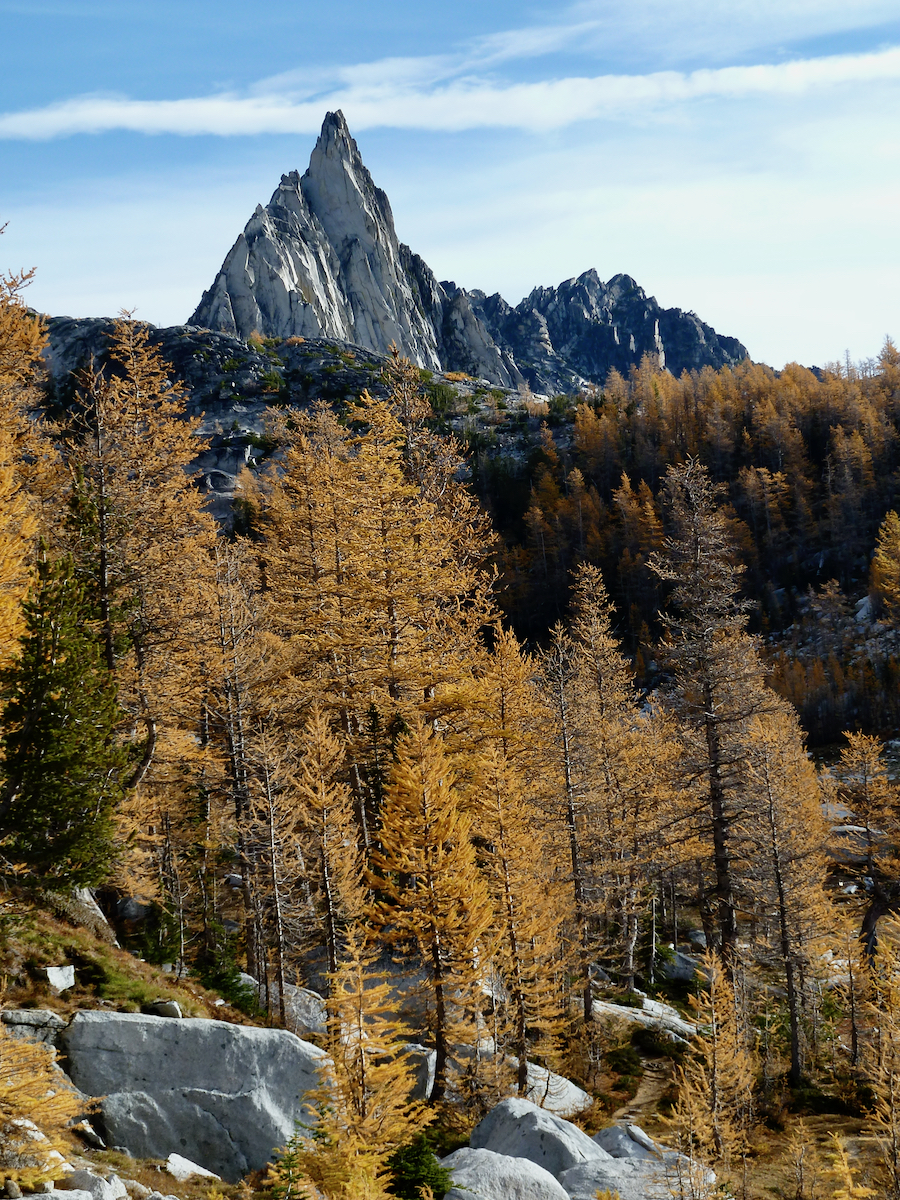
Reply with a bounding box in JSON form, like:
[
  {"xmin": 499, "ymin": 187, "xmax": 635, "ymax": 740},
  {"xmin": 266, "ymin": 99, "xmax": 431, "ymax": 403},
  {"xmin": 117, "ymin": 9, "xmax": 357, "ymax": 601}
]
[
  {"xmin": 269, "ymin": 984, "xmax": 327, "ymax": 1036},
  {"xmin": 592, "ymin": 996, "xmax": 695, "ymax": 1044},
  {"xmin": 61, "ymin": 1172, "xmax": 119, "ymax": 1200},
  {"xmin": 62, "ymin": 1012, "xmax": 327, "ymax": 1180},
  {"xmin": 403, "ymin": 1043, "xmax": 436, "ymax": 1101},
  {"xmin": 593, "ymin": 1124, "xmax": 660, "ymax": 1161},
  {"xmin": 558, "ymin": 1158, "xmax": 675, "ymax": 1200},
  {"xmin": 441, "ymin": 1147, "xmax": 568, "ymax": 1200},
  {"xmin": 523, "ymin": 1062, "xmax": 592, "ymax": 1117},
  {"xmin": 165, "ymin": 1153, "xmax": 220, "ymax": 1182},
  {"xmin": 141, "ymin": 1001, "xmax": 182, "ymax": 1019},
  {"xmin": 658, "ymin": 951, "xmax": 700, "ymax": 983},
  {"xmin": 121, "ymin": 1184, "xmax": 151, "ymax": 1200},
  {"xmin": 39, "ymin": 966, "xmax": 75, "ymax": 992},
  {"xmin": 1, "ymin": 1010, "xmax": 67, "ymax": 1046},
  {"xmin": 0, "ymin": 1117, "xmax": 73, "ymax": 1179},
  {"xmin": 470, "ymin": 1098, "xmax": 610, "ymax": 1178}
]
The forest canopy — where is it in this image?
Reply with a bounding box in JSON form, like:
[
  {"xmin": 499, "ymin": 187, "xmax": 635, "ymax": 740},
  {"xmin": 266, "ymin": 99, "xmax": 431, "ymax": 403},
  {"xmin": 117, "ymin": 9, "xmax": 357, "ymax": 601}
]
[{"xmin": 4, "ymin": 263, "xmax": 900, "ymax": 1198}]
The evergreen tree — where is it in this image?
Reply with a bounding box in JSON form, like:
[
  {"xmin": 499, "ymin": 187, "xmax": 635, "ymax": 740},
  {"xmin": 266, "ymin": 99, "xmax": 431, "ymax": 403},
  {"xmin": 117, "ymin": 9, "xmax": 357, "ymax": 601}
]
[
  {"xmin": 370, "ymin": 717, "xmax": 493, "ymax": 1103},
  {"xmin": 569, "ymin": 562, "xmax": 683, "ymax": 989},
  {"xmin": 666, "ymin": 952, "xmax": 757, "ymax": 1193},
  {"xmin": 744, "ymin": 704, "xmax": 833, "ymax": 1086},
  {"xmin": 465, "ymin": 627, "xmax": 566, "ymax": 1097},
  {"xmin": 837, "ymin": 732, "xmax": 900, "ymax": 958},
  {"xmin": 62, "ymin": 317, "xmax": 217, "ymax": 793},
  {"xmin": 271, "ymin": 926, "xmax": 431, "ymax": 1200},
  {"xmin": 650, "ymin": 458, "xmax": 776, "ymax": 961},
  {"xmin": 0, "ymin": 556, "xmax": 128, "ymax": 888},
  {"xmin": 0, "ymin": 258, "xmax": 56, "ymax": 665}
]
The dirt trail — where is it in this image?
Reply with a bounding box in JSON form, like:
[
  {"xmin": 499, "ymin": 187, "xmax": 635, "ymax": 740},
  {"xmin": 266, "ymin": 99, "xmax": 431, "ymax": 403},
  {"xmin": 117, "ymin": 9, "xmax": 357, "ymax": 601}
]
[{"xmin": 613, "ymin": 1059, "xmax": 672, "ymax": 1124}]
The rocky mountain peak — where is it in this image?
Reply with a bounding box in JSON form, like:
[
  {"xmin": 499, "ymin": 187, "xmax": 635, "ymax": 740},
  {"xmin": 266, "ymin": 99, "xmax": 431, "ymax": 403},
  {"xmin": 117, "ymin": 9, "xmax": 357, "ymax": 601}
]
[
  {"xmin": 301, "ymin": 109, "xmax": 397, "ymax": 261},
  {"xmin": 190, "ymin": 112, "xmax": 748, "ymax": 392}
]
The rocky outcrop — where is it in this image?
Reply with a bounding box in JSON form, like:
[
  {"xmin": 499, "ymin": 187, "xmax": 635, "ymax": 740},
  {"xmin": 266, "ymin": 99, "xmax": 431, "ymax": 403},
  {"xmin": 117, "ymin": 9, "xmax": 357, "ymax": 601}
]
[
  {"xmin": 61, "ymin": 1012, "xmax": 327, "ymax": 1181},
  {"xmin": 190, "ymin": 113, "xmax": 519, "ymax": 386},
  {"xmin": 591, "ymin": 993, "xmax": 697, "ymax": 1044},
  {"xmin": 455, "ymin": 1101, "xmax": 715, "ymax": 1200},
  {"xmin": 470, "ymin": 270, "xmax": 748, "ymax": 394},
  {"xmin": 190, "ymin": 111, "xmax": 746, "ymax": 392},
  {"xmin": 470, "ymin": 1098, "xmax": 610, "ymax": 1177},
  {"xmin": 1, "ymin": 1009, "xmax": 67, "ymax": 1045},
  {"xmin": 442, "ymin": 1146, "xmax": 570, "ymax": 1200}
]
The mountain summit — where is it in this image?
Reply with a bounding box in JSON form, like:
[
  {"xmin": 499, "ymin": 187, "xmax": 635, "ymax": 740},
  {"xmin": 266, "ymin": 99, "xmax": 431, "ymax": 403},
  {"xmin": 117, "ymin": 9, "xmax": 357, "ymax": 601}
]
[{"xmin": 191, "ymin": 112, "xmax": 747, "ymax": 391}]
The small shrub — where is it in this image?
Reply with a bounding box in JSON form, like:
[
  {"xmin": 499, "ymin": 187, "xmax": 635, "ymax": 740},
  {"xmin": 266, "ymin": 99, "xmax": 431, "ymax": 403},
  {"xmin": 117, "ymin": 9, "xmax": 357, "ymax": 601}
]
[
  {"xmin": 523, "ymin": 398, "xmax": 549, "ymax": 417},
  {"xmin": 222, "ymin": 358, "xmax": 242, "ymax": 372},
  {"xmin": 428, "ymin": 383, "xmax": 458, "ymax": 415},
  {"xmin": 386, "ymin": 1133, "xmax": 453, "ymax": 1200},
  {"xmin": 245, "ymin": 430, "xmax": 280, "ymax": 455},
  {"xmin": 284, "ymin": 335, "xmax": 305, "ymax": 345},
  {"xmin": 631, "ymin": 1026, "xmax": 685, "ymax": 1061},
  {"xmin": 788, "ymin": 1084, "xmax": 861, "ymax": 1117},
  {"xmin": 260, "ymin": 369, "xmax": 284, "ymax": 394},
  {"xmin": 195, "ymin": 928, "xmax": 260, "ymax": 1015},
  {"xmin": 605, "ymin": 1044, "xmax": 643, "ymax": 1076},
  {"xmin": 443, "ymin": 371, "xmax": 471, "ymax": 382}
]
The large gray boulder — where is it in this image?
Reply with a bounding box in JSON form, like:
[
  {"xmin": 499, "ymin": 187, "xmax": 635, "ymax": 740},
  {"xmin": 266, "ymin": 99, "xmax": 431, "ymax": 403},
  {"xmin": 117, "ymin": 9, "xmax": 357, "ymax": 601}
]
[
  {"xmin": 441, "ymin": 1147, "xmax": 569, "ymax": 1200},
  {"xmin": 558, "ymin": 1157, "xmax": 675, "ymax": 1200},
  {"xmin": 470, "ymin": 1098, "xmax": 610, "ymax": 1178},
  {"xmin": 62, "ymin": 1012, "xmax": 327, "ymax": 1180},
  {"xmin": 593, "ymin": 1123, "xmax": 660, "ymax": 1160},
  {"xmin": 1, "ymin": 1009, "xmax": 67, "ymax": 1046},
  {"xmin": 592, "ymin": 995, "xmax": 696, "ymax": 1044},
  {"xmin": 523, "ymin": 1062, "xmax": 592, "ymax": 1117}
]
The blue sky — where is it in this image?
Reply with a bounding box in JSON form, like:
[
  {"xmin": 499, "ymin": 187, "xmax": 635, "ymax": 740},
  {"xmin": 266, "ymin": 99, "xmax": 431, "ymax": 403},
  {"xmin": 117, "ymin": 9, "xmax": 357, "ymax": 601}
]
[{"xmin": 1, "ymin": 0, "xmax": 899, "ymax": 369}]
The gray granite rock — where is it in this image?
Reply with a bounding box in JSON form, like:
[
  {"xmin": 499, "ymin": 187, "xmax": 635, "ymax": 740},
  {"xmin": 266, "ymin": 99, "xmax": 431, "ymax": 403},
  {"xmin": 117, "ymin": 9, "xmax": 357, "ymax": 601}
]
[
  {"xmin": 61, "ymin": 1171, "xmax": 118, "ymax": 1200},
  {"xmin": 593, "ymin": 1123, "xmax": 660, "ymax": 1160},
  {"xmin": 558, "ymin": 1157, "xmax": 676, "ymax": 1200},
  {"xmin": 62, "ymin": 1011, "xmax": 327, "ymax": 1180},
  {"xmin": 470, "ymin": 1097, "xmax": 610, "ymax": 1178},
  {"xmin": 191, "ymin": 112, "xmax": 499, "ymax": 380},
  {"xmin": 471, "ymin": 269, "xmax": 748, "ymax": 395},
  {"xmin": 441, "ymin": 1147, "xmax": 568, "ymax": 1200},
  {"xmin": 1, "ymin": 1009, "xmax": 67, "ymax": 1046}
]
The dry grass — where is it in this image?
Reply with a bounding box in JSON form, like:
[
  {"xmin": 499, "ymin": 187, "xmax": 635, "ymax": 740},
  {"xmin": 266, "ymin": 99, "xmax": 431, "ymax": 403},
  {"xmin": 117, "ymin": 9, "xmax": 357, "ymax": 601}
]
[
  {"xmin": 0, "ymin": 898, "xmax": 262, "ymax": 1024},
  {"xmin": 81, "ymin": 1147, "xmax": 263, "ymax": 1200},
  {"xmin": 522, "ymin": 398, "xmax": 549, "ymax": 418}
]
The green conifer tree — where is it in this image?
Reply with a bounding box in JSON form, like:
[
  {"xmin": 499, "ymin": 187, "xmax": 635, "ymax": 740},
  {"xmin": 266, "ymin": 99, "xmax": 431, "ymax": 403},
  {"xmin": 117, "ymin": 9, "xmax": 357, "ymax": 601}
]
[{"xmin": 0, "ymin": 555, "xmax": 128, "ymax": 888}]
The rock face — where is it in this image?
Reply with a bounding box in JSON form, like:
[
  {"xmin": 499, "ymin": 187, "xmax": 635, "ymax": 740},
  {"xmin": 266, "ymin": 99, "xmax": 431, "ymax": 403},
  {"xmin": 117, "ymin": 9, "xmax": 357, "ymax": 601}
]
[
  {"xmin": 1, "ymin": 1010, "xmax": 67, "ymax": 1045},
  {"xmin": 190, "ymin": 112, "xmax": 520, "ymax": 387},
  {"xmin": 61, "ymin": 1012, "xmax": 327, "ymax": 1181},
  {"xmin": 471, "ymin": 271, "xmax": 748, "ymax": 394},
  {"xmin": 191, "ymin": 111, "xmax": 747, "ymax": 392},
  {"xmin": 591, "ymin": 994, "xmax": 697, "ymax": 1044}
]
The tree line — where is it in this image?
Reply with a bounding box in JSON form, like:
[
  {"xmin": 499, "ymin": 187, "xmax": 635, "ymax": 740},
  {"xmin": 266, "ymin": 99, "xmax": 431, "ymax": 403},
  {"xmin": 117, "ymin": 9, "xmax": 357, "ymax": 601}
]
[{"xmin": 4, "ymin": 265, "xmax": 900, "ymax": 1196}]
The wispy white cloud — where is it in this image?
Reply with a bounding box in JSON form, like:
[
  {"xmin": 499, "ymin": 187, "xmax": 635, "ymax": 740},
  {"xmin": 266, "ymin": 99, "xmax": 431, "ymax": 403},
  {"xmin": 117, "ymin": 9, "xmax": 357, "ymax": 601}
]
[{"xmin": 1, "ymin": 44, "xmax": 898, "ymax": 139}]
